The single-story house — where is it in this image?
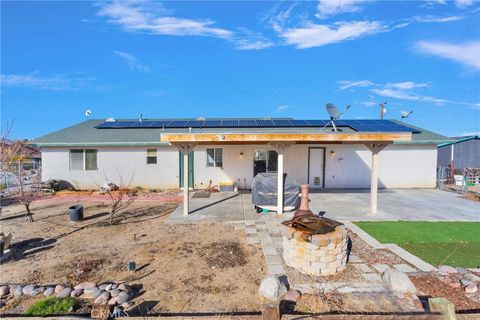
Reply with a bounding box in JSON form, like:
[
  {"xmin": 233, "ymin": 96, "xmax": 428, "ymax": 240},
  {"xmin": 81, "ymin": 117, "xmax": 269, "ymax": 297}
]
[
  {"xmin": 31, "ymin": 118, "xmax": 450, "ymax": 214},
  {"xmin": 437, "ymin": 135, "xmax": 480, "ymax": 169}
]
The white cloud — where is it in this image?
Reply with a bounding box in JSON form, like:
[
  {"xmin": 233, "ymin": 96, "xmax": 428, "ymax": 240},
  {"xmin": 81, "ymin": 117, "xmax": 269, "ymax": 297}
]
[
  {"xmin": 97, "ymin": 1, "xmax": 233, "ymax": 39},
  {"xmin": 234, "ymin": 39, "xmax": 274, "ymax": 50},
  {"xmin": 361, "ymin": 100, "xmax": 377, "ymax": 107},
  {"xmin": 385, "ymin": 82, "xmax": 430, "ymax": 90},
  {"xmin": 337, "ymin": 80, "xmax": 374, "ymax": 91},
  {"xmin": 415, "ymin": 41, "xmax": 480, "ymax": 69},
  {"xmin": 113, "ymin": 50, "xmax": 150, "ymax": 72},
  {"xmin": 0, "ymin": 72, "xmax": 94, "ymax": 90},
  {"xmin": 316, "ymin": 0, "xmax": 369, "ymax": 19},
  {"xmin": 454, "ymin": 0, "xmax": 475, "ymax": 8},
  {"xmin": 412, "ymin": 15, "xmax": 465, "ymax": 23},
  {"xmin": 280, "ymin": 20, "xmax": 383, "ymax": 49},
  {"xmin": 276, "ymin": 105, "xmax": 290, "ymax": 113}
]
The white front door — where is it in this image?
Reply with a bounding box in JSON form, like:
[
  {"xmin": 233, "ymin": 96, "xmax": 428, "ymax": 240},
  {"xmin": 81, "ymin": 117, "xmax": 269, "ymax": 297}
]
[{"xmin": 309, "ymin": 148, "xmax": 325, "ymax": 188}]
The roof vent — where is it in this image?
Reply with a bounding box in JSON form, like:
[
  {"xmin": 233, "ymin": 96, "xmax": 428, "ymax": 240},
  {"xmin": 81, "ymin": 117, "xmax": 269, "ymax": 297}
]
[
  {"xmin": 196, "ymin": 117, "xmax": 206, "ymax": 121},
  {"xmin": 105, "ymin": 117, "xmax": 116, "ymax": 122}
]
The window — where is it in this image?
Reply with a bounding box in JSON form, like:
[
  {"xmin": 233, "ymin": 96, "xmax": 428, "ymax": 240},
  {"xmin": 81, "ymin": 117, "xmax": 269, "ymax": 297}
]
[
  {"xmin": 69, "ymin": 149, "xmax": 97, "ymax": 171},
  {"xmin": 85, "ymin": 150, "xmax": 97, "ymax": 170},
  {"xmin": 70, "ymin": 150, "xmax": 84, "ymax": 171},
  {"xmin": 146, "ymin": 148, "xmax": 157, "ymax": 164},
  {"xmin": 206, "ymin": 148, "xmax": 223, "ymax": 167}
]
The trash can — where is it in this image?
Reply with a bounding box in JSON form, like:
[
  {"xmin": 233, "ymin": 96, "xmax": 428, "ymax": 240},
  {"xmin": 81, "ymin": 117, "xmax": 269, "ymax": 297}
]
[{"xmin": 68, "ymin": 205, "xmax": 84, "ymax": 222}]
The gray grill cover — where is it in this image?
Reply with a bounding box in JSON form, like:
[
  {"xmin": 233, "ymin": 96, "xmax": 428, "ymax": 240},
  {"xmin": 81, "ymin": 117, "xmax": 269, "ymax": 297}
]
[{"xmin": 252, "ymin": 173, "xmax": 301, "ymax": 209}]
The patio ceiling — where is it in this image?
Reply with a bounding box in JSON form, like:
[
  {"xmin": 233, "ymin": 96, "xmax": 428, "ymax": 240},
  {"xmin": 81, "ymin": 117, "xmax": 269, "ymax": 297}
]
[{"xmin": 160, "ymin": 132, "xmax": 412, "ymax": 144}]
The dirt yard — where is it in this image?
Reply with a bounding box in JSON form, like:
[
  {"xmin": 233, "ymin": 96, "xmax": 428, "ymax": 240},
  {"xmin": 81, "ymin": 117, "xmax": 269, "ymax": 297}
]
[{"xmin": 0, "ymin": 199, "xmax": 266, "ymax": 314}]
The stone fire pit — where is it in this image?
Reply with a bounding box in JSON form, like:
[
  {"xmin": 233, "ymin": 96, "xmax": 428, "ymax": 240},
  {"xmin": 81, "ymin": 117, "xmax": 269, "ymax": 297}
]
[{"xmin": 281, "ymin": 216, "xmax": 349, "ymax": 276}]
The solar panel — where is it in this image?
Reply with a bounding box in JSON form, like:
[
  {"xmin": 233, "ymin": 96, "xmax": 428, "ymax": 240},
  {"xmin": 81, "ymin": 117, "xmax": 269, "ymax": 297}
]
[
  {"xmin": 289, "ymin": 120, "xmax": 310, "ymax": 127},
  {"xmin": 256, "ymin": 120, "xmax": 275, "ymax": 127},
  {"xmin": 94, "ymin": 118, "xmax": 419, "ymax": 133},
  {"xmin": 272, "ymin": 120, "xmax": 293, "ymax": 127},
  {"xmin": 202, "ymin": 120, "xmax": 222, "ymax": 127},
  {"xmin": 238, "ymin": 120, "xmax": 258, "ymax": 127},
  {"xmin": 221, "ymin": 120, "xmax": 239, "ymax": 127},
  {"xmin": 185, "ymin": 120, "xmax": 203, "ymax": 128},
  {"xmin": 166, "ymin": 120, "xmax": 189, "ymax": 128}
]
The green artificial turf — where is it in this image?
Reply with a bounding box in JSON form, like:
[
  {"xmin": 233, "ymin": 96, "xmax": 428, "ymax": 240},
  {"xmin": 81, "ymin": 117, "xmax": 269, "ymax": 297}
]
[
  {"xmin": 354, "ymin": 221, "xmax": 480, "ymax": 267},
  {"xmin": 24, "ymin": 297, "xmax": 74, "ymax": 316}
]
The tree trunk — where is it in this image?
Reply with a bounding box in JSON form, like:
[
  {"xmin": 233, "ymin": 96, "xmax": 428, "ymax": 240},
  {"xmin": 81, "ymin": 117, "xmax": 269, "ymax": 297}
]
[{"xmin": 25, "ymin": 203, "xmax": 34, "ymax": 222}]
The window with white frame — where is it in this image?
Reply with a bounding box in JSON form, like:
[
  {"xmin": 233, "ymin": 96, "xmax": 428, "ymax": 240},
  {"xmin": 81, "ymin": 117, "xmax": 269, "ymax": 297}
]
[
  {"xmin": 206, "ymin": 148, "xmax": 223, "ymax": 167},
  {"xmin": 146, "ymin": 148, "xmax": 157, "ymax": 164},
  {"xmin": 69, "ymin": 149, "xmax": 98, "ymax": 171}
]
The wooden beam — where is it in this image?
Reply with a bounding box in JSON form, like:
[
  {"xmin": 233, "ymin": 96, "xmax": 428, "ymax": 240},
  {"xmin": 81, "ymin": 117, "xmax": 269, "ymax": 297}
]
[
  {"xmin": 172, "ymin": 143, "xmax": 197, "ymax": 216},
  {"xmin": 269, "ymin": 143, "xmax": 293, "ymax": 215},
  {"xmin": 161, "ymin": 132, "xmax": 411, "ymax": 143}
]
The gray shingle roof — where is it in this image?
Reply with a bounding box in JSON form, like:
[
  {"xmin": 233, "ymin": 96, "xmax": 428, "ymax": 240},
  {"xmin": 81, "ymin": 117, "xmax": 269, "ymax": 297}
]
[{"xmin": 30, "ymin": 118, "xmax": 453, "ymax": 147}]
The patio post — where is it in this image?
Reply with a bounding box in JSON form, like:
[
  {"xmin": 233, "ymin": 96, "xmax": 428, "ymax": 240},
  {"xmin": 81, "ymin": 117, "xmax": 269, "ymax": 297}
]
[
  {"xmin": 270, "ymin": 142, "xmax": 293, "ymax": 215},
  {"xmin": 172, "ymin": 143, "xmax": 197, "ymax": 216},
  {"xmin": 366, "ymin": 143, "xmax": 388, "ymax": 214}
]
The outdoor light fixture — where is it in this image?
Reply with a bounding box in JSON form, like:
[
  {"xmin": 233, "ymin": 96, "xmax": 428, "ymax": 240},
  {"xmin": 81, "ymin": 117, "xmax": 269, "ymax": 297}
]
[
  {"xmin": 330, "ymin": 150, "xmax": 336, "ymax": 158},
  {"xmin": 240, "ymin": 152, "xmax": 244, "ymax": 159}
]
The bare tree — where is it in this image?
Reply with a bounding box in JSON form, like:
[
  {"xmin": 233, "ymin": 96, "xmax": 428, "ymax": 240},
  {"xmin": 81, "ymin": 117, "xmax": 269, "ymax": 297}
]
[
  {"xmin": 1, "ymin": 136, "xmax": 42, "ymax": 222},
  {"xmin": 102, "ymin": 172, "xmax": 136, "ymax": 225}
]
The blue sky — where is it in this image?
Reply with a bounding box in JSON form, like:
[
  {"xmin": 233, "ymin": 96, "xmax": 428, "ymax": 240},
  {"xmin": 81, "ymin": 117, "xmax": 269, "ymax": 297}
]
[{"xmin": 1, "ymin": 0, "xmax": 479, "ymax": 139}]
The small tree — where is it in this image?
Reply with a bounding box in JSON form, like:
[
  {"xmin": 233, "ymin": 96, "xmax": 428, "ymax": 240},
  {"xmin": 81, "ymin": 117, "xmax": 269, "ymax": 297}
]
[
  {"xmin": 102, "ymin": 172, "xmax": 136, "ymax": 225},
  {"xmin": 1, "ymin": 126, "xmax": 42, "ymax": 222}
]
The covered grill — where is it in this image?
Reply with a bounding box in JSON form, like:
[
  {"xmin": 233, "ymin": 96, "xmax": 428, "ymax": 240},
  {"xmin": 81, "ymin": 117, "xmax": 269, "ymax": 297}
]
[{"xmin": 251, "ymin": 172, "xmax": 300, "ymax": 212}]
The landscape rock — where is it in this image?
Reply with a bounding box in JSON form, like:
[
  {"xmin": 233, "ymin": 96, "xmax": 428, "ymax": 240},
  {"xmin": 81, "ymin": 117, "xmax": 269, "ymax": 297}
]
[
  {"xmin": 465, "ymin": 284, "xmax": 478, "ymax": 294},
  {"xmin": 84, "ymin": 288, "xmax": 103, "ymax": 299},
  {"xmin": 258, "ymin": 275, "xmax": 287, "ymax": 302},
  {"xmin": 283, "ymin": 290, "xmax": 301, "ymax": 302},
  {"xmin": 108, "ymin": 296, "xmax": 118, "ymax": 306},
  {"xmin": 118, "ymin": 283, "xmax": 132, "ymax": 292},
  {"xmin": 464, "ymin": 273, "xmax": 480, "ymax": 283},
  {"xmin": 99, "ymin": 283, "xmax": 110, "ymax": 290},
  {"xmin": 54, "ymin": 285, "xmax": 65, "ymax": 294},
  {"xmin": 13, "ymin": 285, "xmax": 23, "ymax": 297},
  {"xmin": 110, "ymin": 289, "xmax": 120, "ymax": 297},
  {"xmin": 43, "ymin": 287, "xmax": 54, "ymax": 296},
  {"xmin": 116, "ymin": 291, "xmax": 132, "ymax": 304},
  {"xmin": 111, "ymin": 283, "xmax": 118, "ymax": 290},
  {"xmin": 438, "ymin": 265, "xmax": 458, "ymax": 274},
  {"xmin": 94, "ymin": 292, "xmax": 110, "ymax": 305},
  {"xmin": 382, "ymin": 269, "xmax": 417, "ymax": 294},
  {"xmin": 105, "ymin": 284, "xmax": 113, "ymax": 291},
  {"xmin": 71, "ymin": 289, "xmax": 83, "ymax": 297},
  {"xmin": 22, "ymin": 285, "xmax": 38, "ymax": 296},
  {"xmin": 74, "ymin": 282, "xmax": 96, "ymax": 290},
  {"xmin": 0, "ymin": 286, "xmax": 9, "ymax": 297},
  {"xmin": 456, "ymin": 267, "xmax": 468, "ymax": 274},
  {"xmin": 461, "ymin": 279, "xmax": 475, "ymax": 287},
  {"xmin": 57, "ymin": 287, "xmax": 72, "ymax": 298},
  {"xmin": 467, "ymin": 268, "xmax": 480, "ymax": 273}
]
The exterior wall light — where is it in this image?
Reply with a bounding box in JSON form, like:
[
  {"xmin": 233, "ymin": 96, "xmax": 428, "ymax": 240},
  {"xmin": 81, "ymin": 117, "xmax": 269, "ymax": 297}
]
[
  {"xmin": 240, "ymin": 152, "xmax": 244, "ymax": 159},
  {"xmin": 330, "ymin": 150, "xmax": 336, "ymax": 158}
]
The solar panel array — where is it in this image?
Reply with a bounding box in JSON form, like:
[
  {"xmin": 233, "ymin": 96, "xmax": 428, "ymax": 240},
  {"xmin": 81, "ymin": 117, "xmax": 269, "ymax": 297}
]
[{"xmin": 95, "ymin": 119, "xmax": 419, "ymax": 133}]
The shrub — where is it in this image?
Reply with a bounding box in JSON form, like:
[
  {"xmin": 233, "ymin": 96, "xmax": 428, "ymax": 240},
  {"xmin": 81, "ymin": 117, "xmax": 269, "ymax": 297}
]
[{"xmin": 24, "ymin": 297, "xmax": 75, "ymax": 316}]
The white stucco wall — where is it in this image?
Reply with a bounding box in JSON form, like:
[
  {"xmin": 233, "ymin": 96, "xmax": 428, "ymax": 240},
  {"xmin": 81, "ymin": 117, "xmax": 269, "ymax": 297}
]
[
  {"xmin": 41, "ymin": 143, "xmax": 437, "ymax": 190},
  {"xmin": 41, "ymin": 146, "xmax": 179, "ymax": 189}
]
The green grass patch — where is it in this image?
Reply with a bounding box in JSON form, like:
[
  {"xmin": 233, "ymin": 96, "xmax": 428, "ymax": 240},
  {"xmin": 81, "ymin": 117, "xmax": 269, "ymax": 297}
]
[
  {"xmin": 24, "ymin": 297, "xmax": 75, "ymax": 316},
  {"xmin": 354, "ymin": 221, "xmax": 480, "ymax": 267}
]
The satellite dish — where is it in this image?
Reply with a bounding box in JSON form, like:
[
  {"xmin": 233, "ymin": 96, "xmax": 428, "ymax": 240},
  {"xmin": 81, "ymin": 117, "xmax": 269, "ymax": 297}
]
[
  {"xmin": 326, "ymin": 103, "xmax": 341, "ymax": 120},
  {"xmin": 85, "ymin": 109, "xmax": 92, "ymax": 119},
  {"xmin": 401, "ymin": 110, "xmax": 413, "ymax": 119},
  {"xmin": 323, "ymin": 103, "xmax": 351, "ymax": 132}
]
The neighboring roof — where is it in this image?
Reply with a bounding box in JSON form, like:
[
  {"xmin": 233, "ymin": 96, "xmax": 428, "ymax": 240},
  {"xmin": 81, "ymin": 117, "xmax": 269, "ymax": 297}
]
[
  {"xmin": 30, "ymin": 118, "xmax": 452, "ymax": 147},
  {"xmin": 438, "ymin": 135, "xmax": 479, "ymax": 148}
]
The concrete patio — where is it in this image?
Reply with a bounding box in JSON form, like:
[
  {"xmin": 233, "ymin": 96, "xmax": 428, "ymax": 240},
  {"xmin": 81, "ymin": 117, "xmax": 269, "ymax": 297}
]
[{"xmin": 166, "ymin": 188, "xmax": 479, "ymax": 224}]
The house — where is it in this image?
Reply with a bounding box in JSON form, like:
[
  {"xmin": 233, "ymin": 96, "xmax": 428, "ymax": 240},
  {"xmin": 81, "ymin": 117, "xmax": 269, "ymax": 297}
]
[
  {"xmin": 31, "ymin": 118, "xmax": 451, "ymax": 214},
  {"xmin": 437, "ymin": 135, "xmax": 480, "ymax": 169}
]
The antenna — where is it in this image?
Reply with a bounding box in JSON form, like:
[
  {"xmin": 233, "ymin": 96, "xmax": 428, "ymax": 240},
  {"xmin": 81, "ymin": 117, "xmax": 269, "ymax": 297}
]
[
  {"xmin": 380, "ymin": 101, "xmax": 387, "ymax": 120},
  {"xmin": 323, "ymin": 103, "xmax": 351, "ymax": 132},
  {"xmin": 85, "ymin": 109, "xmax": 92, "ymax": 119},
  {"xmin": 401, "ymin": 110, "xmax": 413, "ymax": 119},
  {"xmin": 139, "ymin": 113, "xmax": 143, "ymax": 123}
]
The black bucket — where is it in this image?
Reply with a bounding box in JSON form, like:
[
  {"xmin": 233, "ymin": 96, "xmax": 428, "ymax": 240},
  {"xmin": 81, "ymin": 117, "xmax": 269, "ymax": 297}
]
[{"xmin": 68, "ymin": 205, "xmax": 84, "ymax": 222}]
